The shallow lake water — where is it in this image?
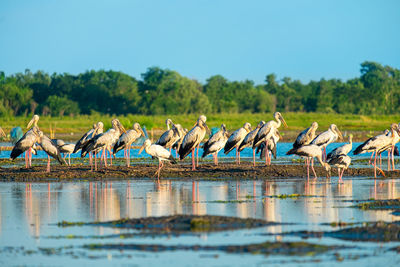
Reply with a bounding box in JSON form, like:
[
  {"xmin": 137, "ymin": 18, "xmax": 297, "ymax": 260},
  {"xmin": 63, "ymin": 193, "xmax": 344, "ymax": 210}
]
[{"xmin": 0, "ymin": 176, "xmax": 399, "ymax": 266}]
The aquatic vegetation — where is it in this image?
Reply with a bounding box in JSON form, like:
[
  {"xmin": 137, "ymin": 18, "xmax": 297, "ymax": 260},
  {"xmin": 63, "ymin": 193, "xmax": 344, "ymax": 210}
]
[
  {"xmin": 56, "ymin": 215, "xmax": 271, "ymax": 233},
  {"xmin": 353, "ymin": 199, "xmax": 400, "ymax": 210}
]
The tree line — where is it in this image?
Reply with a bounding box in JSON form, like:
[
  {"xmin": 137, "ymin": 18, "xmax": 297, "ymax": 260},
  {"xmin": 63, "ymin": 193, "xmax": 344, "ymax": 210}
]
[{"xmin": 0, "ymin": 61, "xmax": 399, "ymax": 117}]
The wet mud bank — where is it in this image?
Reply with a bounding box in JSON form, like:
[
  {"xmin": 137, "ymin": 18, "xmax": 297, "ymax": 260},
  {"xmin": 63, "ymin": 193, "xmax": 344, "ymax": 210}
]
[
  {"xmin": 1, "ymin": 162, "xmax": 400, "ymax": 182},
  {"xmin": 58, "ymin": 215, "xmax": 275, "ymax": 233}
]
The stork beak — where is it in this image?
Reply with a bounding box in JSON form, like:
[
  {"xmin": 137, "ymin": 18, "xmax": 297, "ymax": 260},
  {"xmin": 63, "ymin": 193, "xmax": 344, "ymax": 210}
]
[
  {"xmin": 139, "ymin": 143, "xmax": 145, "ymax": 155},
  {"xmin": 280, "ymin": 115, "xmax": 288, "ymax": 128},
  {"xmin": 337, "ymin": 128, "xmax": 343, "ymax": 140},
  {"xmin": 140, "ymin": 128, "xmax": 145, "ymax": 137},
  {"xmin": 119, "ymin": 122, "xmax": 127, "ymax": 134},
  {"xmin": 205, "ymin": 123, "xmax": 210, "ymax": 134},
  {"xmin": 27, "ymin": 118, "xmax": 35, "ymax": 129}
]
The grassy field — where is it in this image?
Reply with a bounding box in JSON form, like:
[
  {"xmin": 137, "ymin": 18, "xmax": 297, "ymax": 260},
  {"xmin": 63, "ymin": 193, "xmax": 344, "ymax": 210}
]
[{"xmin": 1, "ymin": 113, "xmax": 399, "ymax": 139}]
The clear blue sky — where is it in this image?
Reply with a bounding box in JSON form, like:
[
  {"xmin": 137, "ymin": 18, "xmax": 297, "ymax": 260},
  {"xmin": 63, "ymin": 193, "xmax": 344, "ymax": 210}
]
[{"xmin": 1, "ymin": 0, "xmax": 399, "ymax": 84}]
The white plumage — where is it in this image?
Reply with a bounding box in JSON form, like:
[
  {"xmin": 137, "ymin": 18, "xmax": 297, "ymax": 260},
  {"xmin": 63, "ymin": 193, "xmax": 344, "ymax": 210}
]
[
  {"xmin": 139, "ymin": 139, "xmax": 177, "ymax": 180},
  {"xmin": 287, "ymin": 144, "xmax": 331, "ymax": 179}
]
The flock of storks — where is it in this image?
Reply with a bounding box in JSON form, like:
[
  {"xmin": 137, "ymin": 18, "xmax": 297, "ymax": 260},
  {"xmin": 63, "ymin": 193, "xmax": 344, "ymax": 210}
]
[{"xmin": 6, "ymin": 112, "xmax": 400, "ymax": 181}]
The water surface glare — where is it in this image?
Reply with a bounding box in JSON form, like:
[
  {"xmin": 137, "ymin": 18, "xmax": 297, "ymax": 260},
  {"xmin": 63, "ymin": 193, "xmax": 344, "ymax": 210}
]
[{"xmin": 0, "ymin": 178, "xmax": 399, "ymax": 266}]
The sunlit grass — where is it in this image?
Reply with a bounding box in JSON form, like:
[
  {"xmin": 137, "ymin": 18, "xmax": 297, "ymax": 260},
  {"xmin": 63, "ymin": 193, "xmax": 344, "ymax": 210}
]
[{"xmin": 1, "ymin": 112, "xmax": 399, "ymax": 134}]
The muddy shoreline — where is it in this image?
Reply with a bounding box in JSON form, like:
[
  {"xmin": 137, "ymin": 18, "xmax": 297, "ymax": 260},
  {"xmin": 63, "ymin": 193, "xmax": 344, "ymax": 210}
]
[{"xmin": 1, "ymin": 162, "xmax": 400, "ymax": 182}]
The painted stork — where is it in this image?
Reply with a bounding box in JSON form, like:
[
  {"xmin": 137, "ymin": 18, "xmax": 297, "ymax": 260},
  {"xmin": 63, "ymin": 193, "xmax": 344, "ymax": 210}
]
[
  {"xmin": 113, "ymin": 122, "xmax": 145, "ymax": 167},
  {"xmin": 287, "ymin": 144, "xmax": 331, "ymax": 179},
  {"xmin": 328, "ymin": 154, "xmax": 351, "ymax": 183},
  {"xmin": 81, "ymin": 119, "xmax": 126, "ymax": 169},
  {"xmin": 287, "ymin": 122, "xmax": 319, "ymax": 153},
  {"xmin": 139, "ymin": 139, "xmax": 177, "ymax": 181},
  {"xmin": 311, "ymin": 124, "xmax": 343, "ymax": 161},
  {"xmin": 354, "ymin": 123, "xmax": 399, "ymax": 178},
  {"xmin": 238, "ymin": 121, "xmax": 265, "ymax": 166},
  {"xmin": 224, "ymin": 122, "xmax": 252, "ymax": 164},
  {"xmin": 253, "ymin": 112, "xmax": 287, "ymax": 166},
  {"xmin": 10, "ymin": 126, "xmax": 41, "ymax": 168},
  {"xmin": 38, "ymin": 133, "xmax": 65, "ymax": 172},
  {"xmin": 202, "ymin": 124, "xmax": 229, "ymax": 165},
  {"xmin": 179, "ymin": 116, "xmax": 208, "ymax": 170}
]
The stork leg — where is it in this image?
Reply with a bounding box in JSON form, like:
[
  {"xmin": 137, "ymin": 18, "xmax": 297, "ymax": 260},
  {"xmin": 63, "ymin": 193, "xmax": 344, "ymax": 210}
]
[
  {"xmin": 196, "ymin": 144, "xmax": 199, "ymax": 167},
  {"xmin": 392, "ymin": 145, "xmax": 396, "ymax": 170},
  {"xmin": 94, "ymin": 152, "xmax": 97, "ymax": 171},
  {"xmin": 338, "ymin": 168, "xmax": 342, "ymax": 183},
  {"xmin": 102, "ymin": 149, "xmax": 107, "ymax": 168},
  {"xmin": 369, "ymin": 152, "xmax": 374, "ymax": 165},
  {"xmin": 25, "ymin": 151, "xmax": 28, "ymax": 168},
  {"xmin": 28, "ymin": 147, "xmax": 32, "ymax": 168},
  {"xmin": 265, "ymin": 141, "xmax": 269, "ymax": 166},
  {"xmin": 191, "ymin": 148, "xmax": 196, "ymax": 171},
  {"xmin": 252, "ymin": 148, "xmax": 256, "ymax": 167},
  {"xmin": 374, "ymin": 151, "xmax": 377, "ymax": 178},
  {"xmin": 323, "ymin": 147, "xmax": 327, "ymax": 162},
  {"xmin": 388, "ymin": 150, "xmax": 391, "ymax": 171},
  {"xmin": 68, "ymin": 153, "xmax": 71, "ymax": 166},
  {"xmin": 155, "ymin": 161, "xmax": 163, "ymax": 182},
  {"xmin": 238, "ymin": 147, "xmax": 241, "ymax": 165},
  {"xmin": 311, "ymin": 158, "xmax": 318, "ymax": 179},
  {"xmin": 108, "ymin": 148, "xmax": 113, "ymax": 166},
  {"xmin": 306, "ymin": 157, "xmax": 310, "ymax": 179},
  {"xmin": 46, "ymin": 155, "xmax": 51, "ymax": 173}
]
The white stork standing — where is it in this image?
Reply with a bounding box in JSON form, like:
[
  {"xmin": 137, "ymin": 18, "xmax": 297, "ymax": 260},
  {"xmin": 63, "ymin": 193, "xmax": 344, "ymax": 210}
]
[
  {"xmin": 10, "ymin": 126, "xmax": 41, "ymax": 168},
  {"xmin": 238, "ymin": 121, "xmax": 265, "ymax": 166},
  {"xmin": 253, "ymin": 112, "xmax": 287, "ymax": 166},
  {"xmin": 179, "ymin": 115, "xmax": 208, "ymax": 170},
  {"xmin": 311, "ymin": 124, "xmax": 343, "ymax": 161},
  {"xmin": 224, "ymin": 122, "xmax": 252, "ymax": 164},
  {"xmin": 38, "ymin": 133, "xmax": 65, "ymax": 172},
  {"xmin": 113, "ymin": 122, "xmax": 145, "ymax": 167},
  {"xmin": 287, "ymin": 144, "xmax": 331, "ymax": 179},
  {"xmin": 202, "ymin": 124, "xmax": 229, "ymax": 165},
  {"xmin": 139, "ymin": 139, "xmax": 177, "ymax": 181},
  {"xmin": 354, "ymin": 123, "xmax": 399, "ymax": 178},
  {"xmin": 81, "ymin": 119, "xmax": 126, "ymax": 170}
]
